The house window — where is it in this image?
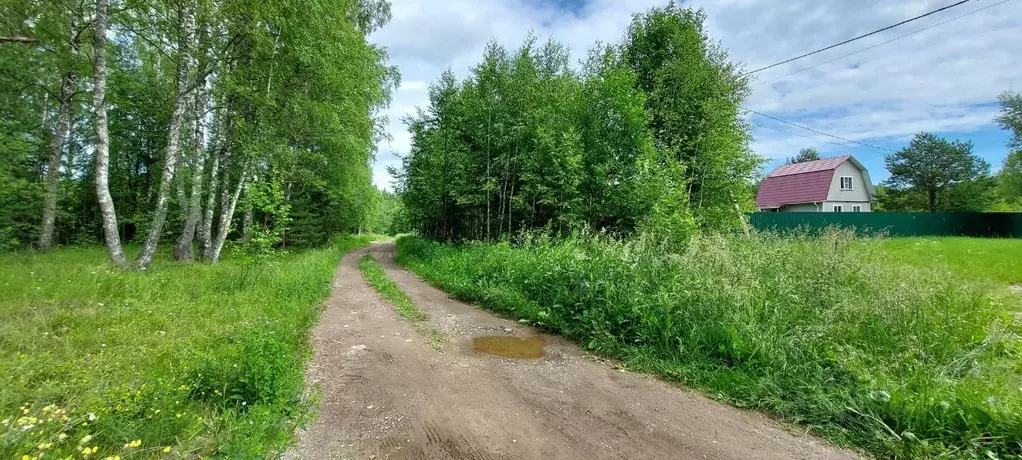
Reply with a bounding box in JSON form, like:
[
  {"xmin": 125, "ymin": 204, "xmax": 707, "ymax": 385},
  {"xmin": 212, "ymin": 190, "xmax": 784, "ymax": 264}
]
[
  {"xmin": 853, "ymin": 205, "xmax": 862, "ymax": 212},
  {"xmin": 840, "ymin": 176, "xmax": 853, "ymax": 190},
  {"xmin": 833, "ymin": 205, "xmax": 843, "ymax": 212}
]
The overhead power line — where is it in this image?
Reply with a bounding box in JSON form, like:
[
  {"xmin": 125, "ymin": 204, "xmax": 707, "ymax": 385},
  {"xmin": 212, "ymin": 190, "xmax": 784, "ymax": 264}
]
[
  {"xmin": 743, "ymin": 106, "xmax": 896, "ymax": 153},
  {"xmin": 752, "ymin": 122, "xmax": 880, "ymax": 153},
  {"xmin": 741, "ymin": 0, "xmax": 973, "ymax": 76},
  {"xmin": 753, "ymin": 0, "xmax": 1012, "ymax": 87}
]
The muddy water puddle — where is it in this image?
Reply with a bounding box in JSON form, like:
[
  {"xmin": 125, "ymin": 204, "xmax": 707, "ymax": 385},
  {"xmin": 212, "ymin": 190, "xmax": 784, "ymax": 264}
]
[{"xmin": 472, "ymin": 336, "xmax": 544, "ymax": 359}]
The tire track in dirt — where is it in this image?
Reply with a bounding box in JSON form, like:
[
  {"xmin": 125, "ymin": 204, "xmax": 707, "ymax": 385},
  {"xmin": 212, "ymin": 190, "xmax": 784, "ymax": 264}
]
[{"xmin": 289, "ymin": 242, "xmax": 860, "ymax": 459}]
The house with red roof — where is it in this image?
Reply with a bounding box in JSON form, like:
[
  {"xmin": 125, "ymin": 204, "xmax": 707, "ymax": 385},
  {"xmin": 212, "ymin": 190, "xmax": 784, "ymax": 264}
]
[{"xmin": 756, "ymin": 155, "xmax": 876, "ymax": 212}]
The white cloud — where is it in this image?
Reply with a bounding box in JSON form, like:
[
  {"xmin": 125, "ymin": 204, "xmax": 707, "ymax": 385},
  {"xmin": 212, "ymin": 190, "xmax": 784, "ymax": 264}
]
[{"xmin": 369, "ymin": 0, "xmax": 1022, "ymax": 188}]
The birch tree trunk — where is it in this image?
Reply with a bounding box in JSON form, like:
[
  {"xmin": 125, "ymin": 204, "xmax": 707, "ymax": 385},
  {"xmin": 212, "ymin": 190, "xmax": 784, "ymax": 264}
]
[
  {"xmin": 173, "ymin": 73, "xmax": 208, "ymax": 261},
  {"xmin": 38, "ymin": 71, "xmax": 76, "ymax": 250},
  {"xmin": 241, "ymin": 196, "xmax": 253, "ymax": 242},
  {"xmin": 210, "ymin": 164, "xmax": 247, "ymax": 263},
  {"xmin": 198, "ymin": 141, "xmax": 220, "ymax": 259},
  {"xmin": 136, "ymin": 2, "xmax": 196, "ymax": 270},
  {"xmin": 92, "ymin": 0, "xmax": 127, "ymax": 266}
]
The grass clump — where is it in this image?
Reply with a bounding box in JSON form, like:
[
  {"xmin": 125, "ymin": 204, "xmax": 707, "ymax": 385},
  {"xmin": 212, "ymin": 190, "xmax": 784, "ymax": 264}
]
[
  {"xmin": 359, "ymin": 255, "xmax": 444, "ymax": 349},
  {"xmin": 0, "ymin": 235, "xmax": 372, "ymax": 458},
  {"xmin": 396, "ymin": 232, "xmax": 1022, "ymax": 459},
  {"xmin": 360, "ymin": 255, "xmax": 427, "ymax": 322}
]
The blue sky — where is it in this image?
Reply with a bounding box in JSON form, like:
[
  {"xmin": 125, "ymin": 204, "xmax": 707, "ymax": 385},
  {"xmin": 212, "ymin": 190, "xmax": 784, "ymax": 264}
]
[{"xmin": 369, "ymin": 0, "xmax": 1022, "ymax": 189}]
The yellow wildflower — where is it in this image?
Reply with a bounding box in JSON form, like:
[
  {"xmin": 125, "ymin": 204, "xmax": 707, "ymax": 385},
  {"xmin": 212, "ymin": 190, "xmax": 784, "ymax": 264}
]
[
  {"xmin": 58, "ymin": 433, "xmax": 68, "ymax": 441},
  {"xmin": 79, "ymin": 435, "xmax": 92, "ymax": 445},
  {"xmin": 162, "ymin": 446, "xmax": 172, "ymax": 453}
]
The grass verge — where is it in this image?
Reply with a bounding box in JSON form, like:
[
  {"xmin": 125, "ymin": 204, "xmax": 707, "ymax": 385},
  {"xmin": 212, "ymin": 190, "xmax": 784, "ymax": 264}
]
[
  {"xmin": 359, "ymin": 255, "xmax": 444, "ymax": 350},
  {"xmin": 0, "ymin": 235, "xmax": 372, "ymax": 458},
  {"xmin": 396, "ymin": 233, "xmax": 1022, "ymax": 459}
]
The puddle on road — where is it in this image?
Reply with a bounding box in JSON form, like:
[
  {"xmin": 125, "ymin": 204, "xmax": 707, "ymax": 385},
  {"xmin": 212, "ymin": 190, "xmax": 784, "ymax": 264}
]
[{"xmin": 472, "ymin": 336, "xmax": 544, "ymax": 359}]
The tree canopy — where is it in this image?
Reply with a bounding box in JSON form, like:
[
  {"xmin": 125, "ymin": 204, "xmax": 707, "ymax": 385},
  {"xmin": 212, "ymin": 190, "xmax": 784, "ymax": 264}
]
[
  {"xmin": 0, "ymin": 0, "xmax": 397, "ymax": 260},
  {"xmin": 785, "ymin": 148, "xmax": 821, "ymax": 164},
  {"xmin": 396, "ymin": 4, "xmax": 758, "ymax": 243},
  {"xmin": 881, "ymin": 132, "xmax": 993, "ymax": 212}
]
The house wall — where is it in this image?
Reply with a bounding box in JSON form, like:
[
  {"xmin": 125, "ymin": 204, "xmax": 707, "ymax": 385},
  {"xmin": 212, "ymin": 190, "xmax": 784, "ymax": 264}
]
[
  {"xmin": 826, "ymin": 162, "xmax": 872, "ymax": 203},
  {"xmin": 779, "ymin": 203, "xmax": 822, "ymax": 212},
  {"xmin": 824, "ymin": 201, "xmax": 871, "ymax": 212}
]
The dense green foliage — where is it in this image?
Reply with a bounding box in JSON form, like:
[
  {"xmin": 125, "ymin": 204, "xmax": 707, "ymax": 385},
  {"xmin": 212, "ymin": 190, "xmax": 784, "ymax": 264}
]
[
  {"xmin": 0, "ymin": 0, "xmax": 396, "ymax": 255},
  {"xmin": 881, "ymin": 132, "xmax": 994, "ymax": 212},
  {"xmin": 397, "ymin": 234, "xmax": 1021, "ymax": 459},
  {"xmin": 397, "ymin": 4, "xmax": 757, "ymax": 242},
  {"xmin": 0, "ymin": 236, "xmax": 373, "ymax": 457},
  {"xmin": 622, "ymin": 5, "xmax": 758, "ymax": 231},
  {"xmin": 994, "ymin": 92, "xmax": 1022, "ymax": 211}
]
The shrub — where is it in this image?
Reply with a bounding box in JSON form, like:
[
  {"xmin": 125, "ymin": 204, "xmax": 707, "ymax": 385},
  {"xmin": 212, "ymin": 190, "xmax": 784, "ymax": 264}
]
[{"xmin": 396, "ymin": 231, "xmax": 1022, "ymax": 458}]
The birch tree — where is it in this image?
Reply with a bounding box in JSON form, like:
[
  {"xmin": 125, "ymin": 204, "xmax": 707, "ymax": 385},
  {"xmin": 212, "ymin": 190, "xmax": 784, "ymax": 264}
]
[
  {"xmin": 92, "ymin": 0, "xmax": 127, "ymax": 266},
  {"xmin": 135, "ymin": 0, "xmax": 196, "ymax": 269},
  {"xmin": 38, "ymin": 31, "xmax": 78, "ymax": 250}
]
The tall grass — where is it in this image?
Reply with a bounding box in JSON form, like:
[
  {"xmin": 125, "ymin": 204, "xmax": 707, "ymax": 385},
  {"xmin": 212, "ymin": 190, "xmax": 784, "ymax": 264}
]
[
  {"xmin": 396, "ymin": 232, "xmax": 1022, "ymax": 458},
  {"xmin": 0, "ymin": 235, "xmax": 372, "ymax": 458}
]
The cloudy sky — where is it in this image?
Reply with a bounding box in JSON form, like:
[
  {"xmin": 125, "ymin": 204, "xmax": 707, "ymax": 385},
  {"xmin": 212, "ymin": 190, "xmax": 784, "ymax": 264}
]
[{"xmin": 368, "ymin": 0, "xmax": 1022, "ymax": 190}]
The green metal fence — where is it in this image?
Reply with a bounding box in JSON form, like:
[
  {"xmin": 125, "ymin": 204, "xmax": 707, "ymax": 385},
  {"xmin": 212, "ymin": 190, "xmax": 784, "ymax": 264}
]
[{"xmin": 747, "ymin": 212, "xmax": 1022, "ymax": 237}]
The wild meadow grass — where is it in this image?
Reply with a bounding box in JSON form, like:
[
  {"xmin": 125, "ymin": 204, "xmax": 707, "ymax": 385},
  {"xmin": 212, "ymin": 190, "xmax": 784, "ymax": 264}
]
[
  {"xmin": 396, "ymin": 232, "xmax": 1022, "ymax": 459},
  {"xmin": 0, "ymin": 235, "xmax": 372, "ymax": 459}
]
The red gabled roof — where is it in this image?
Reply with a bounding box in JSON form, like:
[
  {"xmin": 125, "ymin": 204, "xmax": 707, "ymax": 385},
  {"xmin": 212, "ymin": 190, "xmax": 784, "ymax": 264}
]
[
  {"xmin": 767, "ymin": 155, "xmax": 850, "ymax": 177},
  {"xmin": 756, "ymin": 156, "xmax": 851, "ymax": 208}
]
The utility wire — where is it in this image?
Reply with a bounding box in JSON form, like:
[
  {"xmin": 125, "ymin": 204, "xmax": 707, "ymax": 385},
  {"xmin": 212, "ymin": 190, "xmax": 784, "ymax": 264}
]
[
  {"xmin": 743, "ymin": 106, "xmax": 896, "ymax": 153},
  {"xmin": 752, "ymin": 122, "xmax": 880, "ymax": 153},
  {"xmin": 753, "ymin": 0, "xmax": 1011, "ymax": 87},
  {"xmin": 741, "ymin": 0, "xmax": 973, "ymax": 76}
]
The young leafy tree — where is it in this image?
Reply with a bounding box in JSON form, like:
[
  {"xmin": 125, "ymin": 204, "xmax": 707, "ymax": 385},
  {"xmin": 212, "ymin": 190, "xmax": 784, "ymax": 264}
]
[
  {"xmin": 994, "ymin": 91, "xmax": 1022, "ymax": 208},
  {"xmin": 883, "ymin": 132, "xmax": 992, "ymax": 212},
  {"xmin": 622, "ymin": 3, "xmax": 759, "ymax": 232},
  {"xmin": 995, "ymin": 91, "xmax": 1022, "ymax": 151}
]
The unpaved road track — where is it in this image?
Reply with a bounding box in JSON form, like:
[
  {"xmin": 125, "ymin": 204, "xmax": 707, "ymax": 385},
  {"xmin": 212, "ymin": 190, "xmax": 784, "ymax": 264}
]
[{"xmin": 290, "ymin": 242, "xmax": 859, "ymax": 460}]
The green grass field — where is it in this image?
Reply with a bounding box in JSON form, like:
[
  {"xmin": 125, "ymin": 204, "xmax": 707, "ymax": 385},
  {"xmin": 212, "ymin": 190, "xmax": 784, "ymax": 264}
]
[
  {"xmin": 0, "ymin": 236, "xmax": 371, "ymax": 459},
  {"xmin": 397, "ymin": 233, "xmax": 1022, "ymax": 459},
  {"xmin": 877, "ymin": 237, "xmax": 1022, "ymax": 287}
]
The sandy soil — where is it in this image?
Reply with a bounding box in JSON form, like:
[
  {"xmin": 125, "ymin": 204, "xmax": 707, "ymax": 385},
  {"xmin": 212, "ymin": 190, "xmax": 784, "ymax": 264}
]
[{"xmin": 289, "ymin": 242, "xmax": 860, "ymax": 460}]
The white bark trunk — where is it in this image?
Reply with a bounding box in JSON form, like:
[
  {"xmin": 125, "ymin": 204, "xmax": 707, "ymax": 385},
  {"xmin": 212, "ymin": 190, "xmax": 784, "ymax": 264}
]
[
  {"xmin": 92, "ymin": 0, "xmax": 127, "ymax": 266},
  {"xmin": 136, "ymin": 2, "xmax": 196, "ymax": 270},
  {"xmin": 241, "ymin": 192, "xmax": 253, "ymax": 242},
  {"xmin": 199, "ymin": 114, "xmax": 226, "ymax": 260},
  {"xmin": 210, "ymin": 165, "xmax": 247, "ymax": 263},
  {"xmin": 174, "ymin": 75, "xmax": 208, "ymax": 261},
  {"xmin": 198, "ymin": 143, "xmax": 220, "ymax": 258},
  {"xmin": 39, "ymin": 70, "xmax": 75, "ymax": 250}
]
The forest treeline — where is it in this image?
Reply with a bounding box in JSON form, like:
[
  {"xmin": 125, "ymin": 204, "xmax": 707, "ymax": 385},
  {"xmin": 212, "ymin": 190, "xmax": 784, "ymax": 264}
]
[
  {"xmin": 395, "ymin": 5, "xmax": 758, "ymax": 243},
  {"xmin": 0, "ymin": 0, "xmax": 397, "ymax": 267}
]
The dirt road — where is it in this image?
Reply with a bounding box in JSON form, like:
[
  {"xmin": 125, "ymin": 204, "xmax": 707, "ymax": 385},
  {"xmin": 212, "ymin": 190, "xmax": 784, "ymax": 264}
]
[{"xmin": 290, "ymin": 242, "xmax": 859, "ymax": 460}]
